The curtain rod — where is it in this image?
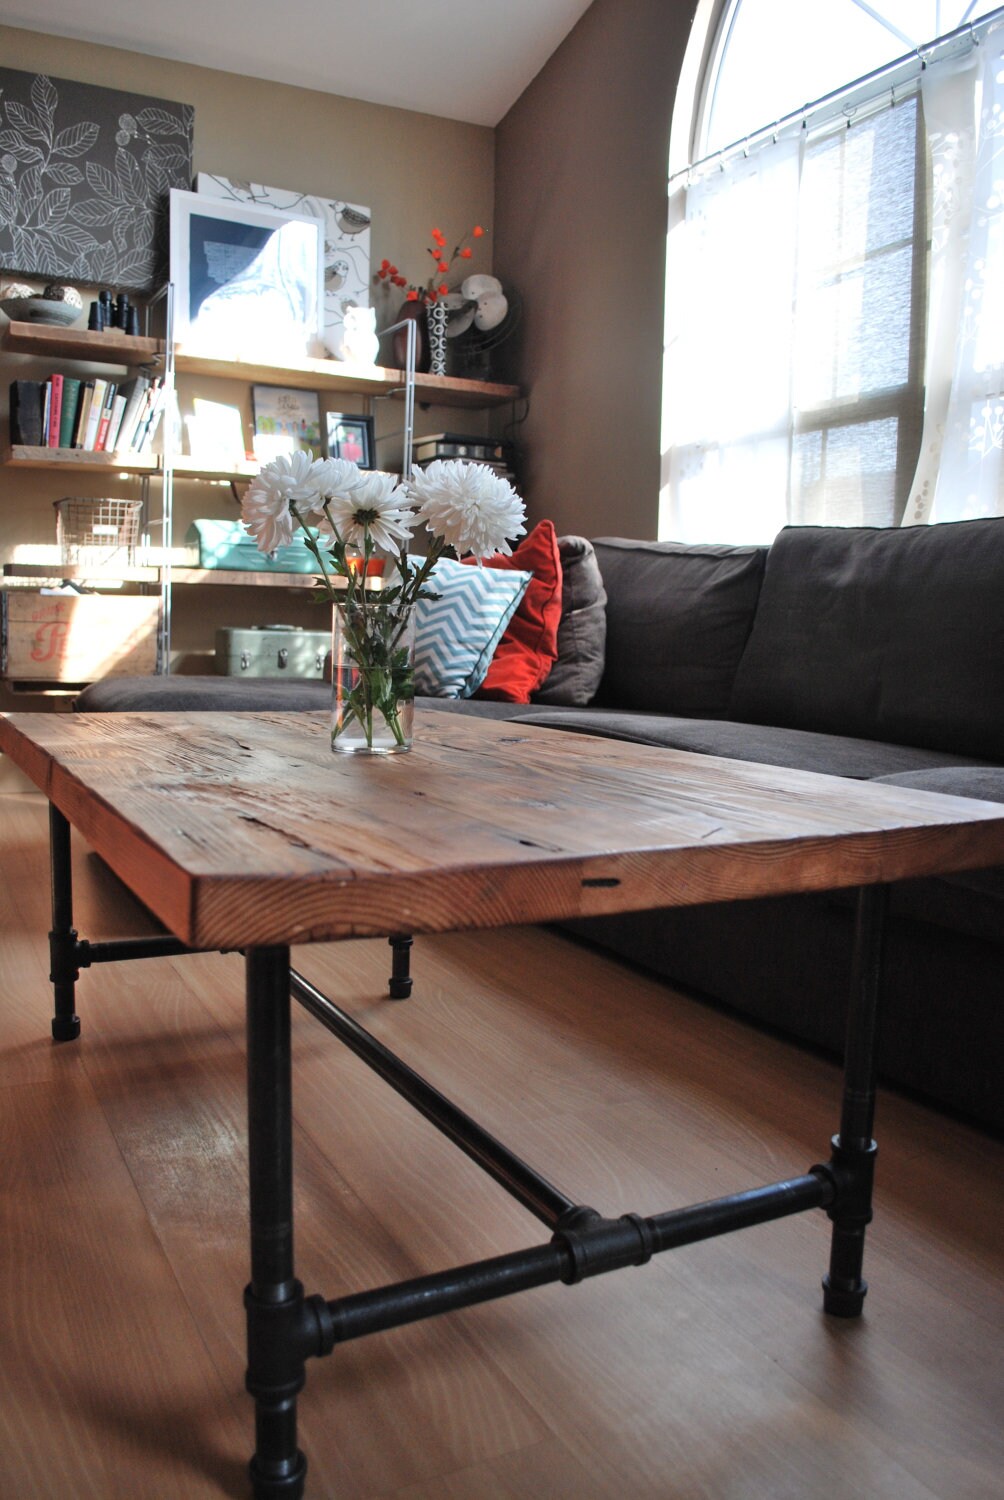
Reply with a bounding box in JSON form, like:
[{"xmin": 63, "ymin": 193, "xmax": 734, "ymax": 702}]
[{"xmin": 669, "ymin": 4, "xmax": 1004, "ymax": 189}]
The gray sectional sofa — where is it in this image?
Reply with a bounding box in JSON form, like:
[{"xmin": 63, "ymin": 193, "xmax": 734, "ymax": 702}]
[{"xmin": 75, "ymin": 519, "xmax": 1004, "ymax": 1130}]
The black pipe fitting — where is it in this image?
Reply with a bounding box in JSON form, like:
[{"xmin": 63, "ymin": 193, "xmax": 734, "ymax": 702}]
[
  {"xmin": 821, "ymin": 1134, "xmax": 877, "ymax": 1228},
  {"xmin": 553, "ymin": 1210, "xmax": 656, "ymax": 1284},
  {"xmin": 244, "ymin": 1281, "xmax": 333, "ymax": 1401}
]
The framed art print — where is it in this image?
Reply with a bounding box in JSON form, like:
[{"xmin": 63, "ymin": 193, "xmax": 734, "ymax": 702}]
[
  {"xmin": 195, "ymin": 173, "xmax": 370, "ymax": 361},
  {"xmin": 169, "ymin": 189, "xmax": 324, "ymax": 360},
  {"xmin": 326, "ymin": 411, "xmax": 375, "ymax": 468},
  {"xmin": 252, "ymin": 384, "xmax": 322, "ymax": 459},
  {"xmin": 0, "ymin": 68, "xmax": 193, "ymax": 293}
]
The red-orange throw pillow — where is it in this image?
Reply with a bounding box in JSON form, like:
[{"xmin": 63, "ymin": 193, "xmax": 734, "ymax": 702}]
[{"xmin": 463, "ymin": 519, "xmax": 563, "ymax": 702}]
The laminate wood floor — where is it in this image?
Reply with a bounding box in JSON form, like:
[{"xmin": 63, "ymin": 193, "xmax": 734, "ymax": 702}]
[{"xmin": 0, "ymin": 791, "xmax": 1000, "ymax": 1500}]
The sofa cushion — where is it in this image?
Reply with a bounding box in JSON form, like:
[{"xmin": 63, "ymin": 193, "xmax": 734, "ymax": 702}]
[
  {"xmin": 592, "ymin": 538, "xmax": 766, "ymax": 717},
  {"xmin": 74, "ymin": 675, "xmax": 331, "ymax": 712},
  {"xmin": 871, "ymin": 765, "xmax": 1004, "ymax": 900},
  {"xmin": 413, "ymin": 555, "xmax": 530, "ymax": 698},
  {"xmin": 730, "ymin": 519, "xmax": 1004, "ymax": 761},
  {"xmin": 534, "ymin": 535, "xmax": 607, "ymax": 706},
  {"xmin": 512, "ymin": 708, "xmax": 990, "ymax": 779},
  {"xmin": 463, "ymin": 519, "xmax": 563, "ymax": 704}
]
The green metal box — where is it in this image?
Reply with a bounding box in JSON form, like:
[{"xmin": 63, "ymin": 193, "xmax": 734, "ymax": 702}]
[{"xmin": 214, "ymin": 625, "xmax": 329, "ymax": 679}]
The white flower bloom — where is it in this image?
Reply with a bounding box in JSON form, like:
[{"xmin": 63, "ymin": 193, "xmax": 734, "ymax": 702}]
[
  {"xmin": 319, "ymin": 470, "xmax": 417, "ymax": 553},
  {"xmin": 408, "ymin": 460, "xmax": 526, "ymax": 560},
  {"xmin": 242, "ymin": 450, "xmax": 329, "ymax": 549},
  {"xmin": 313, "ymin": 456, "xmax": 365, "ymax": 504}
]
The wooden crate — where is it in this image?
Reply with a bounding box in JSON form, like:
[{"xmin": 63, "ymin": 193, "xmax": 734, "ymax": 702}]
[{"xmin": 1, "ymin": 592, "xmax": 160, "ymax": 682}]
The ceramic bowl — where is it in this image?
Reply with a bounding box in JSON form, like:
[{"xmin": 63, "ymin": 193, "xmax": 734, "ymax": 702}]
[{"xmin": 0, "ymin": 296, "xmax": 82, "ymax": 327}]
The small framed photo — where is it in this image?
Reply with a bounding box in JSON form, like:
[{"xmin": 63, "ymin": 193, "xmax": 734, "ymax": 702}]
[
  {"xmin": 326, "ymin": 412, "xmax": 375, "ymax": 469},
  {"xmin": 252, "ymin": 385, "xmax": 322, "ymax": 459},
  {"xmin": 169, "ymin": 188, "xmax": 325, "ymax": 360}
]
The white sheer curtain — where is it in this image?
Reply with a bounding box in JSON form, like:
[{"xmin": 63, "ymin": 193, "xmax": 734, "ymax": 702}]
[
  {"xmin": 661, "ymin": 139, "xmax": 801, "ymax": 544},
  {"xmin": 661, "ymin": 24, "xmax": 1004, "ymax": 541},
  {"xmin": 909, "ymin": 24, "xmax": 1004, "ymax": 522}
]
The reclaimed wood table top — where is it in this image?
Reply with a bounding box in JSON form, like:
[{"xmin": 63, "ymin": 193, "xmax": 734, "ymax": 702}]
[{"xmin": 2, "ymin": 709, "xmax": 1003, "ymax": 950}]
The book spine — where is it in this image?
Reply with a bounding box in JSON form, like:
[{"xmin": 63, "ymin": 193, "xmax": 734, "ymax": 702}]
[
  {"xmin": 93, "ymin": 382, "xmax": 117, "ymax": 452},
  {"xmin": 46, "ymin": 373, "xmax": 64, "ymax": 448},
  {"xmin": 82, "ymin": 378, "xmax": 107, "ymax": 450},
  {"xmin": 72, "ymin": 382, "xmax": 94, "ymax": 448},
  {"xmin": 103, "ymin": 393, "xmax": 128, "ymax": 454},
  {"xmin": 41, "ymin": 381, "xmax": 52, "ymax": 446},
  {"xmin": 58, "ymin": 377, "xmax": 82, "ymax": 448},
  {"xmin": 10, "ymin": 381, "xmax": 45, "ymax": 446},
  {"xmin": 116, "ymin": 379, "xmax": 149, "ymax": 452}
]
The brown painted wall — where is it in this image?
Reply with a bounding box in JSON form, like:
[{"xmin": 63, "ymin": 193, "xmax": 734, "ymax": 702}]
[{"xmin": 495, "ymin": 0, "xmax": 697, "ymax": 540}]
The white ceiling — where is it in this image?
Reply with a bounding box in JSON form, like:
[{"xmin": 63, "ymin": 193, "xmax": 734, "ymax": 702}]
[{"xmin": 0, "ymin": 0, "xmax": 596, "ymax": 126}]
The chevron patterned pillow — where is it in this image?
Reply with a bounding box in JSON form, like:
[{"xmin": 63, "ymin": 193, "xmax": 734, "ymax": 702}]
[{"xmin": 413, "ymin": 554, "xmax": 531, "ymax": 698}]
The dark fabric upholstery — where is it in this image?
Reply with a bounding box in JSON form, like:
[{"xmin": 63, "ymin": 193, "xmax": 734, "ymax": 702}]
[
  {"xmin": 592, "ymin": 538, "xmax": 766, "ymax": 717},
  {"xmin": 74, "ymin": 675, "xmax": 331, "ymax": 712},
  {"xmin": 533, "ymin": 535, "xmax": 607, "ymax": 706},
  {"xmin": 730, "ymin": 519, "xmax": 1004, "ymax": 761},
  {"xmin": 514, "ymin": 708, "xmax": 988, "ymax": 779},
  {"xmin": 563, "ymin": 894, "xmax": 1004, "ymax": 1130}
]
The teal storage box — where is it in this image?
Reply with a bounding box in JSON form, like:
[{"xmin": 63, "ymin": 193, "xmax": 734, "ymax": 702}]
[
  {"xmin": 189, "ymin": 519, "xmax": 322, "ymax": 573},
  {"xmin": 215, "ymin": 625, "xmax": 330, "ymax": 678}
]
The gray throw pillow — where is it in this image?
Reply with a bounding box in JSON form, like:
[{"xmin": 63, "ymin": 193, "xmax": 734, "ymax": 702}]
[{"xmin": 534, "ymin": 535, "xmax": 607, "ymax": 705}]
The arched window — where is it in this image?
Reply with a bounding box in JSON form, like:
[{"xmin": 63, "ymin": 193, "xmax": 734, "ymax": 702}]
[{"xmin": 661, "ymin": 1, "xmax": 1004, "ymax": 541}]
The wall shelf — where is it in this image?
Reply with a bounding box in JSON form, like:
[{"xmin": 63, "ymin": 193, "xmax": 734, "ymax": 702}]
[
  {"xmin": 1, "ymin": 321, "xmax": 160, "ymax": 365},
  {"xmin": 1, "ymin": 322, "xmax": 521, "ymax": 408},
  {"xmin": 4, "ymin": 444, "xmax": 158, "ymax": 473}
]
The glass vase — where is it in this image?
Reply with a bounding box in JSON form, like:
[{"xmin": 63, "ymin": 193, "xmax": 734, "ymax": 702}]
[{"xmin": 331, "ymin": 599, "xmax": 416, "ymax": 754}]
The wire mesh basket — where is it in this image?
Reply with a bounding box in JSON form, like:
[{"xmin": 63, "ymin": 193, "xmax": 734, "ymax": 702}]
[{"xmin": 54, "ymin": 497, "xmax": 143, "ymax": 570}]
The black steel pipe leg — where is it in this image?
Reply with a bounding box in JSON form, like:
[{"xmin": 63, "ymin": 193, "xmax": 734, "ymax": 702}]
[
  {"xmin": 48, "ymin": 804, "xmax": 80, "ymax": 1041},
  {"xmin": 822, "ymin": 884, "xmax": 888, "ymax": 1318},
  {"xmin": 245, "ymin": 946, "xmax": 308, "ymax": 1499},
  {"xmin": 387, "ymin": 933, "xmax": 413, "ymax": 999}
]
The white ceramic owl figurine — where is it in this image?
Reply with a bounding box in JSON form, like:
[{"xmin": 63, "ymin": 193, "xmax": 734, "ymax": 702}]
[{"xmin": 341, "ymin": 305, "xmax": 379, "ymax": 366}]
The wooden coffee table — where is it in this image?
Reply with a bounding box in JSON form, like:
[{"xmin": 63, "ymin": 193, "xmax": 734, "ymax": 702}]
[{"xmin": 3, "ymin": 708, "xmax": 1003, "ymax": 1499}]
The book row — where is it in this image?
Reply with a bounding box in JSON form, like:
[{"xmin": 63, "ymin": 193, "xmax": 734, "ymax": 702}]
[{"xmin": 9, "ymin": 375, "xmax": 166, "ymax": 456}]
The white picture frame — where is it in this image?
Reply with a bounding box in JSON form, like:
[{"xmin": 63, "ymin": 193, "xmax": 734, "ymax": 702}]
[
  {"xmin": 195, "ymin": 173, "xmax": 371, "ymax": 361},
  {"xmin": 169, "ymin": 188, "xmax": 325, "ymax": 361}
]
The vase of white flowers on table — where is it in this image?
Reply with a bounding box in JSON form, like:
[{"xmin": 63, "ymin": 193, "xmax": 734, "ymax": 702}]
[{"xmin": 242, "ymin": 452, "xmax": 525, "ymax": 753}]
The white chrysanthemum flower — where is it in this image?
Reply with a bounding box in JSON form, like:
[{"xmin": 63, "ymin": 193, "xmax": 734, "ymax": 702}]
[
  {"xmin": 408, "ymin": 460, "xmax": 526, "ymax": 560},
  {"xmin": 318, "ymin": 470, "xmax": 417, "ymax": 553},
  {"xmin": 242, "ymin": 450, "xmax": 329, "ymax": 550},
  {"xmin": 313, "ymin": 456, "xmax": 365, "ymax": 505}
]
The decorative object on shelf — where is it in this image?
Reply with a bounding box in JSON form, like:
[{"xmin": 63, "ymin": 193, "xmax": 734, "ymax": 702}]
[
  {"xmin": 251, "ymin": 384, "xmax": 322, "ymax": 460},
  {"xmin": 0, "ymin": 69, "xmax": 193, "ymax": 293},
  {"xmin": 241, "ymin": 451, "xmax": 526, "ymax": 753},
  {"xmin": 390, "ymin": 298, "xmax": 431, "ymax": 373},
  {"xmin": 325, "ymin": 412, "xmax": 375, "ymax": 468},
  {"xmin": 196, "ymin": 174, "xmax": 371, "ymax": 362},
  {"xmin": 0, "ymin": 281, "xmax": 83, "ymax": 327},
  {"xmin": 448, "ymin": 282, "xmax": 520, "ymax": 381},
  {"xmin": 214, "ymin": 624, "xmax": 330, "ymax": 679},
  {"xmin": 375, "ymin": 223, "xmax": 489, "ymax": 371},
  {"xmin": 427, "ymin": 298, "xmax": 448, "ymax": 376},
  {"xmin": 54, "ymin": 496, "xmax": 143, "ymax": 571},
  {"xmin": 169, "ymin": 189, "xmax": 325, "ymax": 361},
  {"xmin": 340, "ymin": 305, "xmax": 379, "ymax": 365}
]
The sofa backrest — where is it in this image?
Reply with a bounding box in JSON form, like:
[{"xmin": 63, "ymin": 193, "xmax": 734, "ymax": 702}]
[
  {"xmin": 729, "ymin": 519, "xmax": 1004, "ymax": 761},
  {"xmin": 592, "ymin": 538, "xmax": 767, "ymax": 717}
]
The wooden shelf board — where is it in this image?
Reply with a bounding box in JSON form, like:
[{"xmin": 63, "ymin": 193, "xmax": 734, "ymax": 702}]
[
  {"xmin": 1, "ymin": 321, "xmax": 160, "ymax": 365},
  {"xmin": 168, "ymin": 567, "xmax": 329, "ymax": 589},
  {"xmin": 3, "ymin": 322, "xmax": 521, "ymax": 407},
  {"xmin": 4, "ymin": 445, "xmax": 157, "ymax": 473},
  {"xmin": 172, "ymin": 352, "xmax": 519, "ymax": 407},
  {"xmin": 3, "ymin": 563, "xmax": 160, "ymax": 584}
]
